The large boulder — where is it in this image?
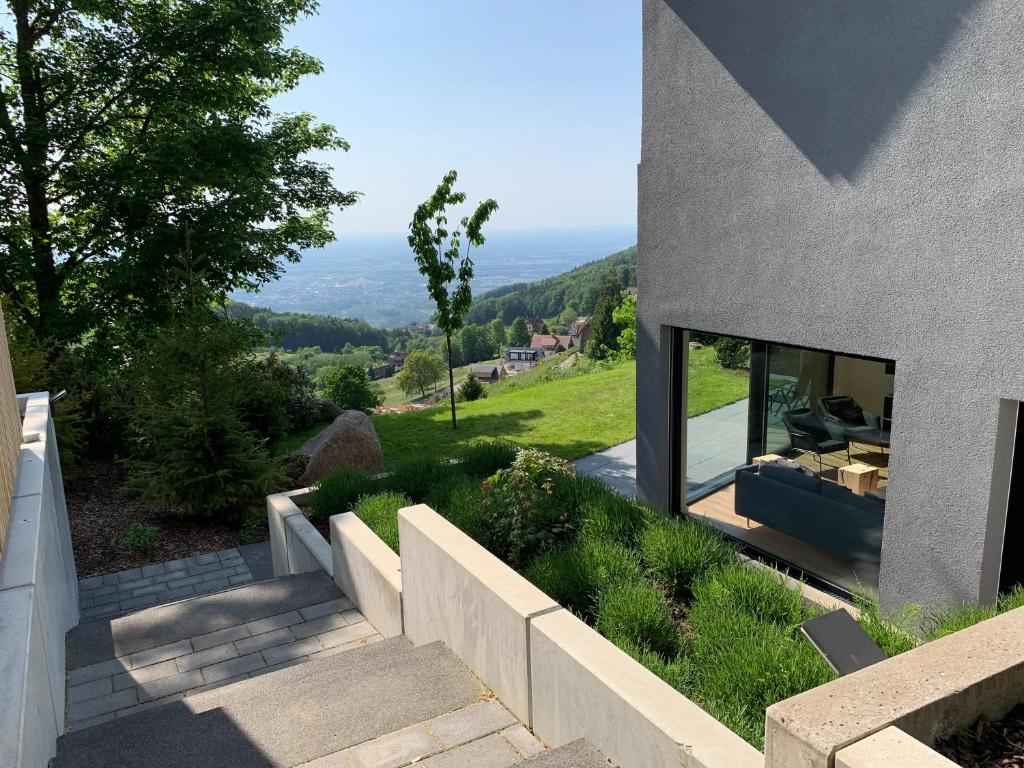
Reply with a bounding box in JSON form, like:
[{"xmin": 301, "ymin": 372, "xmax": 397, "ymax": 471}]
[
  {"xmin": 317, "ymin": 397, "xmax": 343, "ymax": 421},
  {"xmin": 297, "ymin": 410, "xmax": 385, "ymax": 486}
]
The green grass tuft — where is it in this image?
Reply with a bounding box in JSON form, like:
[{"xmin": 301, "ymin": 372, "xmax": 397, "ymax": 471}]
[
  {"xmin": 352, "ymin": 492, "xmax": 410, "ymax": 553},
  {"xmin": 639, "ymin": 517, "xmax": 736, "ymax": 601},
  {"xmin": 596, "ymin": 580, "xmax": 680, "ymax": 659},
  {"xmin": 308, "ymin": 467, "xmax": 378, "ymax": 518}
]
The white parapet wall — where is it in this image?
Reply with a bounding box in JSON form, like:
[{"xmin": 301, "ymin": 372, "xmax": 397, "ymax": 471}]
[
  {"xmin": 530, "ymin": 609, "xmax": 763, "ymax": 768},
  {"xmin": 330, "ymin": 512, "xmax": 402, "ymax": 639},
  {"xmin": 0, "ymin": 392, "xmax": 78, "ymax": 768},
  {"xmin": 834, "ymin": 727, "xmax": 958, "ymax": 768},
  {"xmin": 266, "ymin": 489, "xmax": 331, "ymax": 578},
  {"xmin": 766, "ymin": 604, "xmax": 1024, "ymax": 768},
  {"xmin": 398, "ymin": 504, "xmax": 559, "ymax": 725}
]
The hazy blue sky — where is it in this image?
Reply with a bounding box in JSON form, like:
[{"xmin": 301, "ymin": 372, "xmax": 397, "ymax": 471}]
[{"xmin": 274, "ymin": 1, "xmax": 641, "ymax": 235}]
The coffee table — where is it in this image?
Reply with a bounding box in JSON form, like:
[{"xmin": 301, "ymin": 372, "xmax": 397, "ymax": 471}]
[{"xmin": 839, "ymin": 463, "xmax": 880, "ymax": 496}]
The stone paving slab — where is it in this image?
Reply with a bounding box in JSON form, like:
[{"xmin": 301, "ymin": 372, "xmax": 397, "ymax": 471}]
[
  {"xmin": 65, "ymin": 596, "xmax": 382, "ymax": 730},
  {"xmin": 77, "ymin": 548, "xmax": 254, "ymax": 623},
  {"xmin": 66, "ymin": 569, "xmax": 344, "ymax": 670}
]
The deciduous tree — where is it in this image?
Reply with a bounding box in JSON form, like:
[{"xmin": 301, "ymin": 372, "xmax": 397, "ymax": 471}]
[
  {"xmin": 321, "ymin": 365, "xmax": 384, "ymax": 414},
  {"xmin": 0, "ymin": 0, "xmax": 356, "ymax": 348},
  {"xmin": 408, "ymin": 171, "xmax": 498, "ymax": 428},
  {"xmin": 508, "ymin": 316, "xmax": 531, "ymax": 347},
  {"xmin": 397, "ymin": 350, "xmax": 445, "ymax": 399}
]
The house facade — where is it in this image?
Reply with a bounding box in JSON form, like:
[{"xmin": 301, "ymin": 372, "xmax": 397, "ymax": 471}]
[
  {"xmin": 506, "ymin": 347, "xmax": 541, "ymax": 371},
  {"xmin": 637, "ymin": 0, "xmax": 1024, "ymax": 611}
]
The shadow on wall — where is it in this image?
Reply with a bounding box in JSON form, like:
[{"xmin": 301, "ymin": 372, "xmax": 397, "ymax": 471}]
[{"xmin": 664, "ymin": 0, "xmax": 979, "ymax": 181}]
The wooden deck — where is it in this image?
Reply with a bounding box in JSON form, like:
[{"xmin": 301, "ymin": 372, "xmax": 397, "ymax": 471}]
[{"xmin": 687, "ymin": 443, "xmax": 887, "ymax": 596}]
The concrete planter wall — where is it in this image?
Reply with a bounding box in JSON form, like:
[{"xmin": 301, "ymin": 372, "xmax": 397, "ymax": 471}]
[
  {"xmin": 396, "ymin": 503, "xmax": 762, "ymax": 768},
  {"xmin": 329, "ymin": 512, "xmax": 402, "ymax": 638},
  {"xmin": 266, "ymin": 489, "xmax": 331, "ymax": 578},
  {"xmin": 0, "ymin": 392, "xmax": 78, "ymax": 768}
]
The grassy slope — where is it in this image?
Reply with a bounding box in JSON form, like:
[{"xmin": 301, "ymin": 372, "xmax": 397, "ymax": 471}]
[
  {"xmin": 376, "ymin": 358, "xmax": 502, "ymax": 407},
  {"xmin": 687, "ymin": 346, "xmax": 749, "ymax": 417},
  {"xmin": 373, "ymin": 361, "xmax": 637, "ymax": 465}
]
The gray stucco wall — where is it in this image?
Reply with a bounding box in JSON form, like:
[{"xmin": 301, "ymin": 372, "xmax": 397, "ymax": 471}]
[{"xmin": 638, "ymin": 0, "xmax": 1024, "ymax": 610}]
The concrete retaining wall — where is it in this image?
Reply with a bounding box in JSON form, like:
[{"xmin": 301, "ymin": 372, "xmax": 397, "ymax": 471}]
[
  {"xmin": 834, "ymin": 727, "xmax": 958, "ymax": 768},
  {"xmin": 266, "ymin": 489, "xmax": 332, "ymax": 578},
  {"xmin": 531, "ymin": 609, "xmax": 762, "ymax": 768},
  {"xmin": 0, "ymin": 393, "xmax": 77, "ymax": 768},
  {"xmin": 330, "ymin": 512, "xmax": 403, "ymax": 638}
]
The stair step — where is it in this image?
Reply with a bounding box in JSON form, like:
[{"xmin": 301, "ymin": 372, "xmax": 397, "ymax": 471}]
[
  {"xmin": 54, "ymin": 639, "xmax": 484, "ymax": 768},
  {"xmin": 523, "ymin": 740, "xmax": 615, "ymax": 767},
  {"xmin": 67, "ymin": 570, "xmax": 344, "ymax": 670}
]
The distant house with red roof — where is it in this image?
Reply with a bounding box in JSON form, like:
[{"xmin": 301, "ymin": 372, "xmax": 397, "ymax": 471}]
[{"xmin": 530, "ymin": 334, "xmax": 573, "ymax": 355}]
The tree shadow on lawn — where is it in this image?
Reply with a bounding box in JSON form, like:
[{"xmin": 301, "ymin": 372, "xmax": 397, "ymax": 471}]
[{"xmin": 374, "ymin": 407, "xmax": 626, "ymax": 465}]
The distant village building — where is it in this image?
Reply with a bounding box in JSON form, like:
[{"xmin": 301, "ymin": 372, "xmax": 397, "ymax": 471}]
[
  {"xmin": 468, "ymin": 363, "xmax": 501, "ymax": 382},
  {"xmin": 530, "ymin": 334, "xmax": 573, "ymax": 355},
  {"xmin": 387, "ymin": 352, "xmax": 407, "ymax": 368},
  {"xmin": 506, "ymin": 347, "xmax": 541, "ymax": 371},
  {"xmin": 567, "ymin": 319, "xmax": 592, "ymax": 353},
  {"xmin": 526, "ymin": 318, "xmax": 546, "ymax": 335},
  {"xmin": 625, "ymin": 287, "xmax": 638, "ymax": 297}
]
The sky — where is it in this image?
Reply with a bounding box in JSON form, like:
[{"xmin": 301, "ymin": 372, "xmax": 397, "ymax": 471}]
[{"xmin": 273, "ymin": 1, "xmax": 641, "ymax": 235}]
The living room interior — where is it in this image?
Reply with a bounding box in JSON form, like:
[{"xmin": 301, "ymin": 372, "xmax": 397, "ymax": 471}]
[{"xmin": 681, "ymin": 332, "xmax": 894, "ymax": 596}]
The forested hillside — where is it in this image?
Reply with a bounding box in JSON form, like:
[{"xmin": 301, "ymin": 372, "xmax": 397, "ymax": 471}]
[
  {"xmin": 227, "ymin": 303, "xmax": 390, "ymax": 352},
  {"xmin": 465, "ymin": 245, "xmax": 636, "ymax": 324}
]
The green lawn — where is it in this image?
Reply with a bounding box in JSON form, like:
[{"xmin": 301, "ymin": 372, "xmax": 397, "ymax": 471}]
[
  {"xmin": 687, "ymin": 346, "xmax": 749, "ymax": 417},
  {"xmin": 376, "ymin": 358, "xmax": 502, "ymax": 407},
  {"xmin": 271, "ymin": 420, "xmax": 331, "ymax": 457},
  {"xmin": 372, "ymin": 361, "xmax": 638, "ymax": 465}
]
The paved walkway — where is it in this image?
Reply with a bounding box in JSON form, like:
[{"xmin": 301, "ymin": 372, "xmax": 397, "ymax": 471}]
[{"xmin": 574, "ymin": 398, "xmax": 750, "ymax": 499}]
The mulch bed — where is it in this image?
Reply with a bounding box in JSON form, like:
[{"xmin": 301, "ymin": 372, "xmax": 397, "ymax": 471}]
[
  {"xmin": 67, "ymin": 462, "xmax": 255, "ymax": 578},
  {"xmin": 935, "ymin": 705, "xmax": 1024, "ymax": 767}
]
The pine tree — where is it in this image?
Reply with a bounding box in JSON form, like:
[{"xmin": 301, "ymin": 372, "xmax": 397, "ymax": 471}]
[
  {"xmin": 457, "ymin": 372, "xmax": 487, "ymax": 402},
  {"xmin": 509, "ymin": 316, "xmax": 531, "ymax": 347}
]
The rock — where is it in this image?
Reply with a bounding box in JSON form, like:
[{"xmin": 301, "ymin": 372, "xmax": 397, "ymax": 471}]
[
  {"xmin": 317, "ymin": 398, "xmax": 343, "ymax": 421},
  {"xmin": 297, "ymin": 410, "xmax": 385, "ymax": 486},
  {"xmin": 688, "ymin": 341, "xmax": 704, "ymax": 350}
]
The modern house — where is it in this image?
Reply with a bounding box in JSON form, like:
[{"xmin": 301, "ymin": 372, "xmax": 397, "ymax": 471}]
[
  {"xmin": 468, "ymin": 363, "xmax": 501, "ymax": 383},
  {"xmin": 636, "ymin": 0, "xmax": 1024, "ymax": 612},
  {"xmin": 506, "ymin": 347, "xmax": 541, "ymax": 371}
]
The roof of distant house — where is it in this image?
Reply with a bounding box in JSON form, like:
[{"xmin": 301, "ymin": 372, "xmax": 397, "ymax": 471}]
[
  {"xmin": 469, "ymin": 363, "xmax": 500, "ymax": 375},
  {"xmin": 506, "ymin": 346, "xmax": 539, "ymax": 354},
  {"xmin": 531, "ymin": 334, "xmax": 573, "ymax": 349}
]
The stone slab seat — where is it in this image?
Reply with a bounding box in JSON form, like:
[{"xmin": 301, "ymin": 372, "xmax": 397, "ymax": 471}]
[
  {"xmin": 66, "ymin": 570, "xmax": 343, "ymax": 670},
  {"xmin": 53, "ymin": 638, "xmax": 484, "ymax": 768}
]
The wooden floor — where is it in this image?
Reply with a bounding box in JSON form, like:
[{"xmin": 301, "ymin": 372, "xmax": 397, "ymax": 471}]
[{"xmin": 688, "ymin": 443, "xmax": 887, "ymax": 596}]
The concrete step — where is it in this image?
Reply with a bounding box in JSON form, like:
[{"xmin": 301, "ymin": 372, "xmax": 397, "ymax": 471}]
[
  {"xmin": 53, "ymin": 639, "xmax": 485, "ymax": 768},
  {"xmin": 67, "ymin": 569, "xmax": 344, "ymax": 670},
  {"xmin": 63, "ymin": 571, "xmax": 388, "ymax": 731},
  {"xmin": 523, "ymin": 740, "xmax": 616, "ymax": 767}
]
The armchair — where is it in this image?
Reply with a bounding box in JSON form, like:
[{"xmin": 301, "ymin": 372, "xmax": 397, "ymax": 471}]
[
  {"xmin": 781, "ymin": 408, "xmax": 851, "ymax": 471},
  {"xmin": 819, "ymin": 395, "xmax": 890, "ymax": 450}
]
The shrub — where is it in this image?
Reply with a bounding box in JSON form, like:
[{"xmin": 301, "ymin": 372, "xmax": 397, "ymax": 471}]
[
  {"xmin": 382, "ymin": 455, "xmax": 449, "ymax": 502},
  {"xmin": 320, "ymin": 364, "xmax": 384, "ymax": 414},
  {"xmin": 120, "ymin": 523, "xmax": 159, "ymax": 551},
  {"xmin": 249, "ymin": 354, "xmax": 321, "ymax": 432},
  {"xmin": 456, "ymin": 440, "xmax": 518, "ymax": 479},
  {"xmin": 308, "ymin": 467, "xmax": 378, "ymax": 518},
  {"xmin": 479, "ymin": 448, "xmax": 575, "ymax": 565},
  {"xmin": 426, "ymin": 475, "xmax": 486, "ymax": 541},
  {"xmin": 526, "ymin": 537, "xmax": 642, "ymax": 620},
  {"xmin": 685, "ymin": 611, "xmax": 834, "ymax": 750},
  {"xmin": 713, "ymin": 336, "xmax": 750, "ymax": 369},
  {"xmin": 353, "ymin": 492, "xmax": 409, "ymax": 553},
  {"xmin": 596, "ymin": 580, "xmax": 680, "ymax": 659},
  {"xmin": 578, "ymin": 492, "xmax": 657, "ymax": 549},
  {"xmin": 689, "ymin": 564, "xmax": 806, "ymax": 631},
  {"xmin": 277, "ymin": 453, "xmax": 309, "ymax": 488},
  {"xmin": 456, "ymin": 372, "xmax": 487, "ymax": 402},
  {"xmin": 639, "ymin": 517, "xmax": 735, "ymax": 600}
]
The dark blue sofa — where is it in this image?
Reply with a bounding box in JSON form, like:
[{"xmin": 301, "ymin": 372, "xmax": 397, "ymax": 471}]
[{"xmin": 734, "ymin": 463, "xmax": 884, "ymax": 567}]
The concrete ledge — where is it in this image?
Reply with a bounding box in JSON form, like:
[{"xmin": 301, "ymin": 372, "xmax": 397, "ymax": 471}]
[
  {"xmin": 766, "ymin": 605, "xmax": 1024, "ymax": 768},
  {"xmin": 0, "ymin": 392, "xmax": 76, "ymax": 768},
  {"xmin": 398, "ymin": 504, "xmax": 558, "ymax": 724},
  {"xmin": 835, "ymin": 727, "xmax": 958, "ymax": 768},
  {"xmin": 530, "ymin": 609, "xmax": 763, "ymax": 768},
  {"xmin": 266, "ymin": 488, "xmax": 326, "ymax": 577},
  {"xmin": 330, "ymin": 512, "xmax": 403, "ymax": 638}
]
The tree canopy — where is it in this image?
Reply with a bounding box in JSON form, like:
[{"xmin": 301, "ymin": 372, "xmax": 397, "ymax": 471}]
[{"xmin": 0, "ymin": 0, "xmax": 356, "ymax": 347}]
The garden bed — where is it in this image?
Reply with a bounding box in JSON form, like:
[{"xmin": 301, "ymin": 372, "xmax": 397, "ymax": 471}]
[
  {"xmin": 307, "ymin": 442, "xmax": 1024, "ymax": 751},
  {"xmin": 935, "ymin": 704, "xmax": 1024, "ymax": 768},
  {"xmin": 67, "ymin": 462, "xmax": 253, "ymax": 578}
]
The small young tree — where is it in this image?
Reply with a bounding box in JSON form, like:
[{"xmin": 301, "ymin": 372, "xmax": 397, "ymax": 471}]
[
  {"xmin": 508, "ymin": 316, "xmax": 531, "ymax": 347},
  {"xmin": 408, "ymin": 171, "xmax": 498, "ymax": 428},
  {"xmin": 321, "ymin": 365, "xmax": 384, "ymax": 413},
  {"xmin": 397, "ymin": 350, "xmax": 445, "ymax": 398},
  {"xmin": 457, "ymin": 372, "xmax": 487, "ymax": 402}
]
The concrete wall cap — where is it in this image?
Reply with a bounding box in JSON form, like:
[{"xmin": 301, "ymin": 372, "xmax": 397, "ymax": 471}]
[{"xmin": 835, "ymin": 727, "xmax": 959, "ymax": 768}]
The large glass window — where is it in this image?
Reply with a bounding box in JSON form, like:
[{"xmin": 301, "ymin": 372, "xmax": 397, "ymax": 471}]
[{"xmin": 680, "ymin": 330, "xmax": 894, "ymax": 596}]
